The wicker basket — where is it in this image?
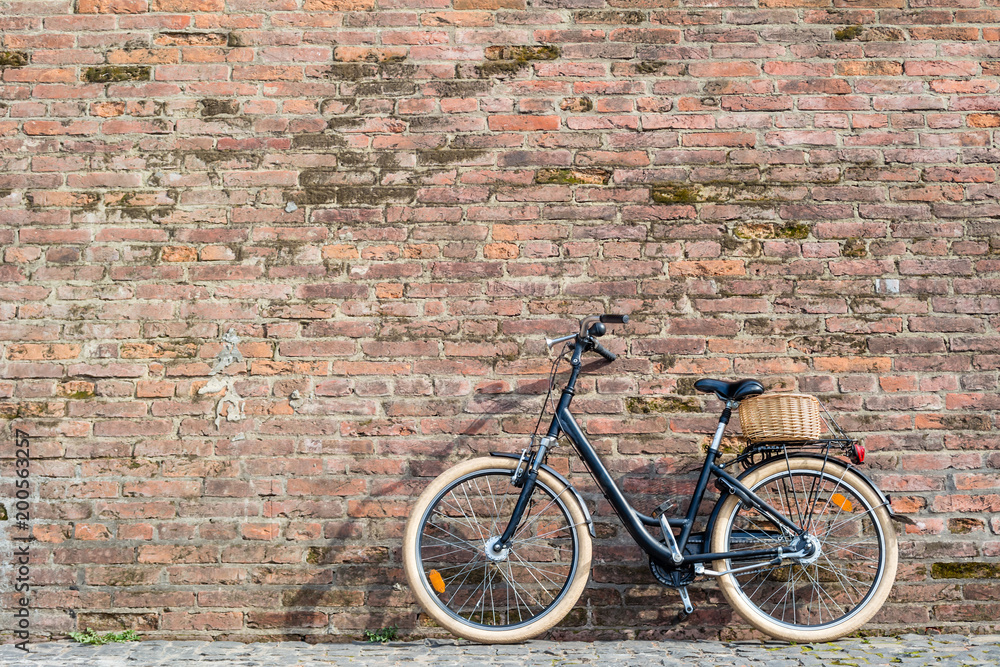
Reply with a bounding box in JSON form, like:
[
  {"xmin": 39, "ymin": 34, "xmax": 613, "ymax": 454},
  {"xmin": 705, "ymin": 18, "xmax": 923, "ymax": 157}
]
[{"xmin": 738, "ymin": 393, "xmax": 823, "ymax": 443}]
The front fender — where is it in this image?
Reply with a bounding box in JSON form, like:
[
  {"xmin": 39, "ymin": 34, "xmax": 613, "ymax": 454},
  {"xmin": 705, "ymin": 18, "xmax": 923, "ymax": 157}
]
[{"xmin": 490, "ymin": 452, "xmax": 595, "ymax": 537}]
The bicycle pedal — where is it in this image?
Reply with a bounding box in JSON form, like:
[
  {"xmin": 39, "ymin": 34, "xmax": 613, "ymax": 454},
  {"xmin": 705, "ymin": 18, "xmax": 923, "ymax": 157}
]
[{"xmin": 651, "ymin": 499, "xmax": 677, "ymax": 518}]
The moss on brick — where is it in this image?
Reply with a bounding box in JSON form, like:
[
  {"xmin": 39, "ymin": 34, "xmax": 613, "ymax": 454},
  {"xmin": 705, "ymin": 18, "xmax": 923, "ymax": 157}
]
[
  {"xmin": 836, "ymin": 25, "xmax": 904, "ymax": 43},
  {"xmin": 574, "ymin": 10, "xmax": 643, "ymax": 24},
  {"xmin": 83, "ymin": 66, "xmax": 151, "ymax": 83},
  {"xmin": 0, "ymin": 51, "xmax": 28, "ymax": 68},
  {"xmin": 834, "ymin": 25, "xmax": 864, "ymax": 41},
  {"xmin": 777, "ymin": 222, "xmax": 810, "ymax": 239},
  {"xmin": 484, "ymin": 45, "xmax": 560, "ymax": 61},
  {"xmin": 734, "ymin": 222, "xmax": 810, "ymax": 240},
  {"xmin": 200, "ymin": 99, "xmax": 239, "ymax": 117},
  {"xmin": 476, "ymin": 60, "xmax": 529, "ymax": 78},
  {"xmin": 947, "ymin": 517, "xmax": 984, "ymax": 534},
  {"xmin": 652, "ymin": 184, "xmax": 702, "ymax": 204},
  {"xmin": 479, "ymin": 45, "xmax": 560, "ymax": 78},
  {"xmin": 291, "ymin": 134, "xmax": 348, "ymax": 149},
  {"xmin": 842, "ymin": 237, "xmax": 867, "ymax": 257},
  {"xmin": 675, "ymin": 378, "xmax": 700, "ymax": 395},
  {"xmin": 287, "ymin": 187, "xmax": 337, "ymax": 205},
  {"xmin": 419, "ymin": 149, "xmax": 488, "ymax": 165},
  {"xmin": 67, "ymin": 390, "xmax": 96, "ymax": 399},
  {"xmin": 931, "ymin": 562, "xmax": 1000, "ymax": 579},
  {"xmin": 536, "ymin": 168, "xmax": 611, "ymax": 185},
  {"xmin": 322, "ymin": 63, "xmax": 379, "ymax": 81},
  {"xmin": 626, "ymin": 396, "xmax": 700, "ymax": 414},
  {"xmin": 560, "ymin": 97, "xmax": 593, "ymax": 112},
  {"xmin": 637, "ymin": 62, "xmax": 670, "ymax": 75}
]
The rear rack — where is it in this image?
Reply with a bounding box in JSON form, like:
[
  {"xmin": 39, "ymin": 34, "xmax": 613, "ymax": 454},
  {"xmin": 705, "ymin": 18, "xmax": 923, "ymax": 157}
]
[
  {"xmin": 732, "ymin": 396, "xmax": 863, "ymax": 469},
  {"xmin": 733, "ymin": 438, "xmax": 862, "ymax": 470}
]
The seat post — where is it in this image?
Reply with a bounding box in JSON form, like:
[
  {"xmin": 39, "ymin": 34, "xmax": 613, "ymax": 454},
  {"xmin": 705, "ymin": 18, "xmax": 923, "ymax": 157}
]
[{"xmin": 708, "ymin": 400, "xmax": 737, "ymax": 453}]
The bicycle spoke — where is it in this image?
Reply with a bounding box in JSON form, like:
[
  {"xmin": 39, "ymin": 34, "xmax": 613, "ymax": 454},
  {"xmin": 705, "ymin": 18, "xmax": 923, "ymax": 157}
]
[
  {"xmin": 422, "ymin": 532, "xmax": 478, "ymax": 552},
  {"xmin": 805, "ymin": 469, "xmax": 848, "ymax": 535},
  {"xmin": 511, "ymin": 551, "xmax": 559, "ymax": 607},
  {"xmin": 446, "ymin": 557, "xmax": 484, "ymax": 608},
  {"xmin": 790, "ymin": 564, "xmax": 797, "ymax": 626},
  {"xmin": 460, "ymin": 485, "xmax": 487, "ymax": 542},
  {"xmin": 821, "ymin": 506, "xmax": 878, "ymax": 540},
  {"xmin": 512, "ymin": 489, "xmax": 566, "ymax": 540},
  {"xmin": 501, "ymin": 557, "xmax": 542, "ymax": 611},
  {"xmin": 483, "ymin": 476, "xmax": 503, "ymax": 537},
  {"xmin": 423, "ymin": 546, "xmax": 481, "ymax": 563},
  {"xmin": 438, "ymin": 494, "xmax": 487, "ymax": 541},
  {"xmin": 508, "ymin": 555, "xmax": 570, "ymax": 582},
  {"xmin": 424, "ymin": 519, "xmax": 482, "ymax": 553},
  {"xmin": 817, "ymin": 556, "xmax": 866, "ymax": 605},
  {"xmin": 801, "ymin": 563, "xmax": 842, "ymax": 622}
]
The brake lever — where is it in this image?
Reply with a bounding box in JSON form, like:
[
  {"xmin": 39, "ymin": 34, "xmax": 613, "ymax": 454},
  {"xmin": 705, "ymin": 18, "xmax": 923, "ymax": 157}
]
[{"xmin": 545, "ymin": 333, "xmax": 577, "ymax": 349}]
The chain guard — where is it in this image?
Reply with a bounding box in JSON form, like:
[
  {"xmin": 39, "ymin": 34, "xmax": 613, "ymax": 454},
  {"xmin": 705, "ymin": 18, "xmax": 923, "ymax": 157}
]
[
  {"xmin": 649, "ymin": 532, "xmax": 705, "ymax": 588},
  {"xmin": 649, "ymin": 559, "xmax": 695, "ymax": 588}
]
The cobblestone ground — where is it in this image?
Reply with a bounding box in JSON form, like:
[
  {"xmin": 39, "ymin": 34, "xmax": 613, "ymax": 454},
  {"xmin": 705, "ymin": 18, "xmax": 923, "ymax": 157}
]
[{"xmin": 2, "ymin": 635, "xmax": 998, "ymax": 667}]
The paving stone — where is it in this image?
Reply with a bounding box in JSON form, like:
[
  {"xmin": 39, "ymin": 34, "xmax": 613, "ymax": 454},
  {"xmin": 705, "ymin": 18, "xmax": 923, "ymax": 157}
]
[{"xmin": 4, "ymin": 636, "xmax": 1000, "ymax": 667}]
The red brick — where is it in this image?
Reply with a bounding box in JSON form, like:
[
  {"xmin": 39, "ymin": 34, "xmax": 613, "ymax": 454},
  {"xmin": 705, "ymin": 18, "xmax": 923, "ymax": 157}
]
[
  {"xmin": 487, "ymin": 115, "xmax": 560, "ymax": 131},
  {"xmin": 151, "ymin": 0, "xmax": 222, "ymax": 9},
  {"xmin": 77, "ymin": 0, "xmax": 149, "ymax": 12},
  {"xmin": 161, "ymin": 611, "xmax": 242, "ymax": 631},
  {"xmin": 681, "ymin": 132, "xmax": 756, "ymax": 147}
]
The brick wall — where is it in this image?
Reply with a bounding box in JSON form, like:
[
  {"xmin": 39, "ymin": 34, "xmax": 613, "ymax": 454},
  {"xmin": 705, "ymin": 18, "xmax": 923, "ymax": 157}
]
[{"xmin": 1, "ymin": 0, "xmax": 999, "ymax": 643}]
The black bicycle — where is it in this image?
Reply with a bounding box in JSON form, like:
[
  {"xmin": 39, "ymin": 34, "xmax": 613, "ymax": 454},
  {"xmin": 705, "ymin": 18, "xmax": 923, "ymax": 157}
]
[{"xmin": 403, "ymin": 314, "xmax": 901, "ymax": 643}]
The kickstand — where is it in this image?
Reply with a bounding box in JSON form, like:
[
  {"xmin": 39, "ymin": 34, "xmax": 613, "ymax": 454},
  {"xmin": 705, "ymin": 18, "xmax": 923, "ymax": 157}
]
[{"xmin": 678, "ymin": 586, "xmax": 694, "ymax": 615}]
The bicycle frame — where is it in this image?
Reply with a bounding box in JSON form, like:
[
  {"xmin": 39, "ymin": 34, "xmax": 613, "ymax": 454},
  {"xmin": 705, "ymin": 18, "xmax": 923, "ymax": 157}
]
[{"xmin": 494, "ymin": 336, "xmax": 808, "ymax": 571}]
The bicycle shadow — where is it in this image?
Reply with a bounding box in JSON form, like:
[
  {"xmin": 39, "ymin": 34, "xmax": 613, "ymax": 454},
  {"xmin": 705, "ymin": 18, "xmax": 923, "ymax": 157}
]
[{"xmin": 279, "ymin": 361, "xmax": 715, "ymax": 641}]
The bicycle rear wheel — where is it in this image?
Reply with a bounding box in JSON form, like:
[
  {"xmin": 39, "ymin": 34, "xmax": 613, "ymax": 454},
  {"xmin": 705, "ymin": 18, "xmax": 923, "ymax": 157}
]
[
  {"xmin": 403, "ymin": 457, "xmax": 592, "ymax": 643},
  {"xmin": 710, "ymin": 457, "xmax": 897, "ymax": 642}
]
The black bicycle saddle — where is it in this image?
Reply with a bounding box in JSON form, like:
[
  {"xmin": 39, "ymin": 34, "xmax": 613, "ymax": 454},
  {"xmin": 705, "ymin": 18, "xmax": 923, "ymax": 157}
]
[{"xmin": 694, "ymin": 378, "xmax": 765, "ymax": 402}]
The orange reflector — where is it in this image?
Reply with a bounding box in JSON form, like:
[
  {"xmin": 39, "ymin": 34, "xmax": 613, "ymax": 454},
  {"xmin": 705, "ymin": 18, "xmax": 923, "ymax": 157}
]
[
  {"xmin": 832, "ymin": 493, "xmax": 853, "ymax": 513},
  {"xmin": 428, "ymin": 569, "xmax": 445, "ymax": 594}
]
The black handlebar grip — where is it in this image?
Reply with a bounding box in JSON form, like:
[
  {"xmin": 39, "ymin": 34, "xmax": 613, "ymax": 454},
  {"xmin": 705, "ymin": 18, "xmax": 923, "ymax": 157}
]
[
  {"xmin": 592, "ymin": 341, "xmax": 617, "ymax": 362},
  {"xmin": 600, "ymin": 314, "xmax": 629, "ymax": 325}
]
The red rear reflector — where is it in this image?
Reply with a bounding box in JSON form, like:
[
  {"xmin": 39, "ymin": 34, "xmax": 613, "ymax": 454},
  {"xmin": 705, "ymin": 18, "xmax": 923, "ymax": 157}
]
[{"xmin": 853, "ymin": 442, "xmax": 866, "ymax": 464}]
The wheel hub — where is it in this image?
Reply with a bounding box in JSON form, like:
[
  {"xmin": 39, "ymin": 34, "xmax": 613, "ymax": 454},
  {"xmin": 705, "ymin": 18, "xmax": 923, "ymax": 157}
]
[
  {"xmin": 485, "ymin": 536, "xmax": 509, "ymax": 562},
  {"xmin": 796, "ymin": 533, "xmax": 822, "ymax": 565}
]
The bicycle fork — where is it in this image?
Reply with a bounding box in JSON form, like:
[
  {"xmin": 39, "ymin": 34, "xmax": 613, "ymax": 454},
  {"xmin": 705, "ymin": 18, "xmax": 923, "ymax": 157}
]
[{"xmin": 491, "ymin": 437, "xmax": 555, "ymax": 554}]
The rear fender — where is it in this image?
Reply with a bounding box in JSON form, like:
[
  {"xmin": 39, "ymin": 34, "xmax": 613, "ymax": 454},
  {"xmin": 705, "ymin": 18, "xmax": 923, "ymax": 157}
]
[{"xmin": 706, "ymin": 453, "xmax": 916, "ymax": 543}]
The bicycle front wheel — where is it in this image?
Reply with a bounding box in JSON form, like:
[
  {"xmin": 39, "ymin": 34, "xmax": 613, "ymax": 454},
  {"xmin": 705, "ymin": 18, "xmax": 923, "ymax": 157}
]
[
  {"xmin": 403, "ymin": 457, "xmax": 592, "ymax": 643},
  {"xmin": 710, "ymin": 457, "xmax": 897, "ymax": 642}
]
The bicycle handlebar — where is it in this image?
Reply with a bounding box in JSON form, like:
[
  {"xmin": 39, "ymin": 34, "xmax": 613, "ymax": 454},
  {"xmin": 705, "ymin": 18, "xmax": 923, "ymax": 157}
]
[
  {"xmin": 591, "ymin": 341, "xmax": 616, "ymax": 362},
  {"xmin": 577, "ymin": 314, "xmax": 628, "ymax": 338},
  {"xmin": 543, "ymin": 314, "xmax": 629, "ymax": 361},
  {"xmin": 546, "ymin": 315, "xmax": 630, "ymax": 358}
]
